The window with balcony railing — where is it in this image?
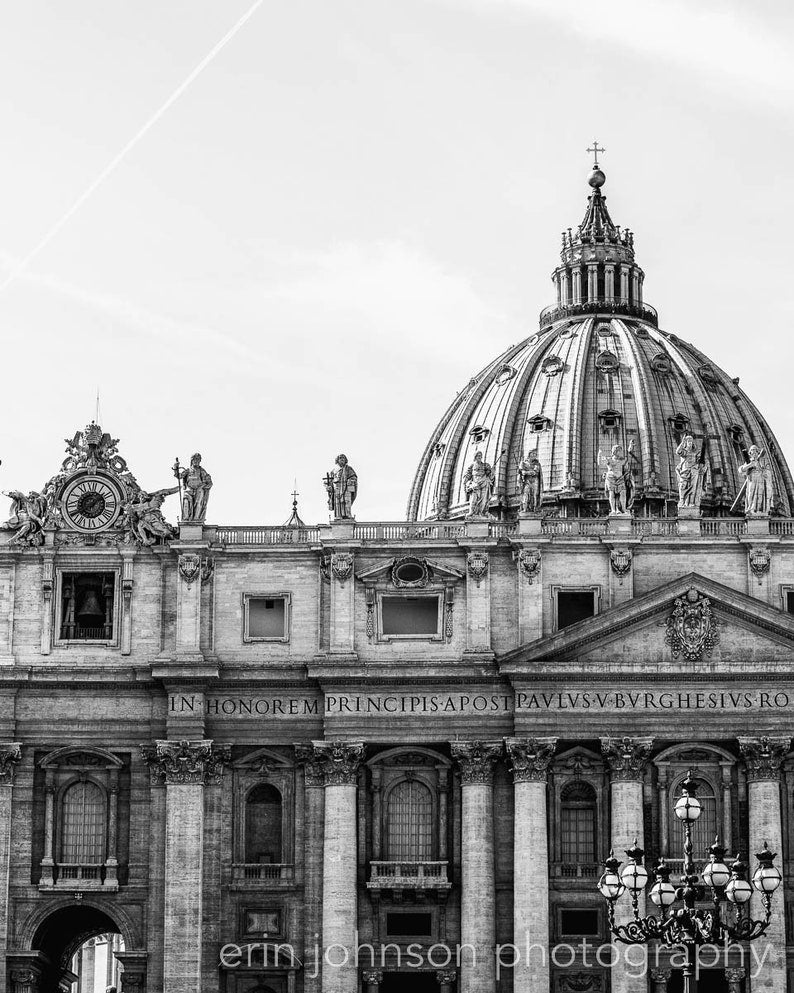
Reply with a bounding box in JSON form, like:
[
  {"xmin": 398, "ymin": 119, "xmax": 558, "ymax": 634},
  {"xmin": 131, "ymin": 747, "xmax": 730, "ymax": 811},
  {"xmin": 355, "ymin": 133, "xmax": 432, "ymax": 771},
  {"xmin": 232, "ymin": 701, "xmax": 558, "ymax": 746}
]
[
  {"xmin": 245, "ymin": 783, "xmax": 283, "ymax": 865},
  {"xmin": 559, "ymin": 781, "xmax": 598, "ymax": 877},
  {"xmin": 387, "ymin": 780, "xmax": 433, "ymax": 860}
]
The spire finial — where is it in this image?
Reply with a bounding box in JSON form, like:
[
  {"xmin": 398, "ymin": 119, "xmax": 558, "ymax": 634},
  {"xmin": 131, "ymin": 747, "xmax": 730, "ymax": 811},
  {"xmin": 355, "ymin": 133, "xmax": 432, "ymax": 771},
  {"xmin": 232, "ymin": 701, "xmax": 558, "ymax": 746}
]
[{"xmin": 587, "ymin": 140, "xmax": 605, "ymax": 169}]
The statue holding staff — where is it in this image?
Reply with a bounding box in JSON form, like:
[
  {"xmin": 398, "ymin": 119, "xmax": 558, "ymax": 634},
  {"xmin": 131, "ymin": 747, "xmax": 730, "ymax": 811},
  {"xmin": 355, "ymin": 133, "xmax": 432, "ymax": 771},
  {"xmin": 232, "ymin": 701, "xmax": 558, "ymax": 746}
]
[
  {"xmin": 173, "ymin": 453, "xmax": 213, "ymax": 522},
  {"xmin": 675, "ymin": 434, "xmax": 706, "ymax": 509},
  {"xmin": 737, "ymin": 445, "xmax": 773, "ymax": 516},
  {"xmin": 325, "ymin": 454, "xmax": 358, "ymax": 519},
  {"xmin": 598, "ymin": 442, "xmax": 634, "ymax": 515}
]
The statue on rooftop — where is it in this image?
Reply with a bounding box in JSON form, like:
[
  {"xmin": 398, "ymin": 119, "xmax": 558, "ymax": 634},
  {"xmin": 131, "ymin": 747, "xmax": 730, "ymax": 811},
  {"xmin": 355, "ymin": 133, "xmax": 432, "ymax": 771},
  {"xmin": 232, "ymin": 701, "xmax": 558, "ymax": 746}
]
[
  {"xmin": 518, "ymin": 453, "xmax": 543, "ymax": 513},
  {"xmin": 325, "ymin": 454, "xmax": 358, "ymax": 519},
  {"xmin": 1, "ymin": 490, "xmax": 48, "ymax": 546},
  {"xmin": 121, "ymin": 486, "xmax": 179, "ymax": 545},
  {"xmin": 173, "ymin": 453, "xmax": 213, "ymax": 522},
  {"xmin": 675, "ymin": 434, "xmax": 706, "ymax": 509},
  {"xmin": 598, "ymin": 442, "xmax": 633, "ymax": 515},
  {"xmin": 738, "ymin": 445, "xmax": 773, "ymax": 516},
  {"xmin": 464, "ymin": 451, "xmax": 494, "ymax": 518}
]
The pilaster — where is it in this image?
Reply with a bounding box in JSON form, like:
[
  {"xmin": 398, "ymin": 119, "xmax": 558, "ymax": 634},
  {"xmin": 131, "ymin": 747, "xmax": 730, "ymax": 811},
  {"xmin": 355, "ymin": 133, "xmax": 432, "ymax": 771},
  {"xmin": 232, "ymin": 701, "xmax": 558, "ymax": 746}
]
[
  {"xmin": 295, "ymin": 744, "xmax": 325, "ymax": 993},
  {"xmin": 451, "ymin": 742, "xmax": 501, "ymax": 993},
  {"xmin": 738, "ymin": 736, "xmax": 790, "ymax": 993},
  {"xmin": 0, "ymin": 563, "xmax": 15, "ymax": 665},
  {"xmin": 141, "ymin": 740, "xmax": 229, "ymax": 993},
  {"xmin": 514, "ymin": 548, "xmax": 542, "ymax": 644},
  {"xmin": 601, "ymin": 737, "xmax": 652, "ymax": 993},
  {"xmin": 0, "ymin": 744, "xmax": 21, "ymax": 993},
  {"xmin": 313, "ymin": 741, "xmax": 364, "ymax": 993},
  {"xmin": 506, "ymin": 738, "xmax": 556, "ymax": 993},
  {"xmin": 464, "ymin": 550, "xmax": 492, "ymax": 656},
  {"xmin": 329, "ymin": 552, "xmax": 356, "ymax": 655}
]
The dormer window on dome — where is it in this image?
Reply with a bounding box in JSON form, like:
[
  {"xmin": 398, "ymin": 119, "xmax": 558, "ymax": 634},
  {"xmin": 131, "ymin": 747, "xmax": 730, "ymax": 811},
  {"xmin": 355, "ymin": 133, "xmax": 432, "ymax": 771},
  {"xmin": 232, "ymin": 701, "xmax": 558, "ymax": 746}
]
[
  {"xmin": 528, "ymin": 414, "xmax": 551, "ymax": 433},
  {"xmin": 598, "ymin": 409, "xmax": 622, "ymax": 430},
  {"xmin": 542, "ymin": 355, "xmax": 564, "ymax": 377},
  {"xmin": 595, "ymin": 351, "xmax": 619, "ymax": 373},
  {"xmin": 651, "ymin": 353, "xmax": 672, "ymax": 375},
  {"xmin": 469, "ymin": 425, "xmax": 490, "ymax": 445},
  {"xmin": 495, "ymin": 364, "xmax": 517, "ymax": 385}
]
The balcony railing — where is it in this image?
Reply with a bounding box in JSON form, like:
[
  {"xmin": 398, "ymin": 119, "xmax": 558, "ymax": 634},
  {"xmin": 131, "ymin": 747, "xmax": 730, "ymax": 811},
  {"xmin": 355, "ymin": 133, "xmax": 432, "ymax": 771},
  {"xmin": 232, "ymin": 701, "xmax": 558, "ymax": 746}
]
[
  {"xmin": 214, "ymin": 517, "xmax": 794, "ymax": 545},
  {"xmin": 217, "ymin": 526, "xmax": 321, "ymax": 545},
  {"xmin": 232, "ymin": 863, "xmax": 295, "ymax": 883},
  {"xmin": 368, "ymin": 860, "xmax": 451, "ymax": 890},
  {"xmin": 39, "ymin": 862, "xmax": 118, "ymax": 891},
  {"xmin": 555, "ymin": 862, "xmax": 601, "ymax": 879},
  {"xmin": 538, "ymin": 300, "xmax": 659, "ymax": 328}
]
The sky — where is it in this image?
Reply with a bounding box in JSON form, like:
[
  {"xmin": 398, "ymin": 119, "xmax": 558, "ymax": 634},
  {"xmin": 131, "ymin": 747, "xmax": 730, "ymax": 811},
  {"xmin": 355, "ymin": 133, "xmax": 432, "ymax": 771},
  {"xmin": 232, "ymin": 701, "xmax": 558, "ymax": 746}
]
[{"xmin": 1, "ymin": 0, "xmax": 793, "ymax": 524}]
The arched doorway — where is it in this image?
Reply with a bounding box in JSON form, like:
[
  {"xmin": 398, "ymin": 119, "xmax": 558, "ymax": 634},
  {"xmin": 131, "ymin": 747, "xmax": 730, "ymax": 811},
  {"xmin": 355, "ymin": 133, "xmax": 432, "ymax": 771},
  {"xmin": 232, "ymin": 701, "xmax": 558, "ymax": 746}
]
[{"xmin": 10, "ymin": 903, "xmax": 136, "ymax": 992}]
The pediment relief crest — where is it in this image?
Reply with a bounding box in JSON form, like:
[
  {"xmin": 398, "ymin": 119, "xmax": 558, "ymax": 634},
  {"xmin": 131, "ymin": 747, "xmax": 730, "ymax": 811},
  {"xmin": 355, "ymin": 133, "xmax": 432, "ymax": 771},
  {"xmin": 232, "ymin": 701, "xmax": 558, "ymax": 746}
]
[
  {"xmin": 663, "ymin": 586, "xmax": 720, "ymax": 662},
  {"xmin": 357, "ymin": 557, "xmax": 464, "ymax": 587}
]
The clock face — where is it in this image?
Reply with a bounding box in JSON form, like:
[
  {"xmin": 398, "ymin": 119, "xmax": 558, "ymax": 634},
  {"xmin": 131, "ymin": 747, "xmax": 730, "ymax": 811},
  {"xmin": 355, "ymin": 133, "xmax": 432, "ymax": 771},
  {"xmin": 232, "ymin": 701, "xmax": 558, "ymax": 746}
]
[{"xmin": 60, "ymin": 473, "xmax": 124, "ymax": 533}]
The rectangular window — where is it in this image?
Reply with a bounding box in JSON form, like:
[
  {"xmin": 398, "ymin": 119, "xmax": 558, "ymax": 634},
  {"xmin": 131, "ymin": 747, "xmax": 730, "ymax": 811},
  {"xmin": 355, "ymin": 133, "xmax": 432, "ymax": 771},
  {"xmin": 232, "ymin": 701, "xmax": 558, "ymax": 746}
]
[
  {"xmin": 59, "ymin": 572, "xmax": 116, "ymax": 642},
  {"xmin": 560, "ymin": 909, "xmax": 600, "ymax": 936},
  {"xmin": 556, "ymin": 590, "xmax": 597, "ymax": 630},
  {"xmin": 386, "ymin": 912, "xmax": 433, "ymax": 937},
  {"xmin": 380, "ymin": 595, "xmax": 441, "ymax": 639},
  {"xmin": 787, "ymin": 591, "xmax": 794, "ymax": 615},
  {"xmin": 243, "ymin": 594, "xmax": 290, "ymax": 642}
]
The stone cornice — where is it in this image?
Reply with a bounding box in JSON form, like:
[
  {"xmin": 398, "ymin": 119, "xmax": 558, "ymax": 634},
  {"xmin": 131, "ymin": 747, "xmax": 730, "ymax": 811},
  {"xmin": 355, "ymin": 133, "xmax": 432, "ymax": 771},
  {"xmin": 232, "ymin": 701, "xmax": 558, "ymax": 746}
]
[
  {"xmin": 140, "ymin": 739, "xmax": 230, "ymax": 785},
  {"xmin": 451, "ymin": 740, "xmax": 502, "ymax": 785},
  {"xmin": 311, "ymin": 740, "xmax": 365, "ymax": 786},
  {"xmin": 738, "ymin": 736, "xmax": 791, "ymax": 781},
  {"xmin": 601, "ymin": 736, "xmax": 653, "ymax": 781},
  {"xmin": 505, "ymin": 737, "xmax": 557, "ymax": 783},
  {"xmin": 0, "ymin": 743, "xmax": 21, "ymax": 785}
]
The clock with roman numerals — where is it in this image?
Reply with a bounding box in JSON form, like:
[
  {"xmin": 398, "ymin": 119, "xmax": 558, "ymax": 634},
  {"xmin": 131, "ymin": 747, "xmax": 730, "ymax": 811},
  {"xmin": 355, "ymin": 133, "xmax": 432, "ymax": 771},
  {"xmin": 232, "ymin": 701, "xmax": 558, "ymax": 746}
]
[{"xmin": 60, "ymin": 472, "xmax": 125, "ymax": 533}]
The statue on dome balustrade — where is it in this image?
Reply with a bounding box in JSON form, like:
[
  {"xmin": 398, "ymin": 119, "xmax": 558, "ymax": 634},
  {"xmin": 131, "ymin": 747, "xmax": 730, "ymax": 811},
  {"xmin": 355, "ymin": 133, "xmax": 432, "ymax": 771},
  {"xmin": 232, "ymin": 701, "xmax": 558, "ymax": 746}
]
[
  {"xmin": 464, "ymin": 451, "xmax": 494, "ymax": 517},
  {"xmin": 1, "ymin": 490, "xmax": 47, "ymax": 546},
  {"xmin": 173, "ymin": 453, "xmax": 213, "ymax": 522},
  {"xmin": 675, "ymin": 434, "xmax": 706, "ymax": 509},
  {"xmin": 518, "ymin": 453, "xmax": 543, "ymax": 513},
  {"xmin": 597, "ymin": 442, "xmax": 634, "ymax": 514},
  {"xmin": 738, "ymin": 445, "xmax": 773, "ymax": 516},
  {"xmin": 325, "ymin": 453, "xmax": 358, "ymax": 519}
]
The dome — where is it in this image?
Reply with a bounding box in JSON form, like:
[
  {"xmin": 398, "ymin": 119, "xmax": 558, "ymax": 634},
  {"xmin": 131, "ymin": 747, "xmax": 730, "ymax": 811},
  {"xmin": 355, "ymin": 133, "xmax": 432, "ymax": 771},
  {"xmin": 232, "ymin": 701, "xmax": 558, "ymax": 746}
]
[{"xmin": 407, "ymin": 168, "xmax": 794, "ymax": 521}]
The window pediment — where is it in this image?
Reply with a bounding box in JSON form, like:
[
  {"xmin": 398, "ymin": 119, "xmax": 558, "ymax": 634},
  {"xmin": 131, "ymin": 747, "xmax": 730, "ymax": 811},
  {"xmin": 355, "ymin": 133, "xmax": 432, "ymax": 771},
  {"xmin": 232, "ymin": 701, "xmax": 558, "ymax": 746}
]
[{"xmin": 40, "ymin": 746, "xmax": 123, "ymax": 770}]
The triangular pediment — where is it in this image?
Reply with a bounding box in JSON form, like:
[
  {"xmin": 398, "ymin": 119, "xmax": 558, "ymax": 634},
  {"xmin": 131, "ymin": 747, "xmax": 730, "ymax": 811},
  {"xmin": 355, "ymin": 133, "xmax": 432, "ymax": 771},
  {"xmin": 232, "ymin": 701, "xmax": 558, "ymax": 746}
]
[{"xmin": 500, "ymin": 572, "xmax": 794, "ymax": 671}]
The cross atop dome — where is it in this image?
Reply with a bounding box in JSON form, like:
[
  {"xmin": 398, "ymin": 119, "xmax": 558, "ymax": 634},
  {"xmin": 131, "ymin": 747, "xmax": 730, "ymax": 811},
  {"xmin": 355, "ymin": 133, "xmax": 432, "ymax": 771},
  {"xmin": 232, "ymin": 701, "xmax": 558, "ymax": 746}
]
[{"xmin": 587, "ymin": 139, "xmax": 605, "ymax": 169}]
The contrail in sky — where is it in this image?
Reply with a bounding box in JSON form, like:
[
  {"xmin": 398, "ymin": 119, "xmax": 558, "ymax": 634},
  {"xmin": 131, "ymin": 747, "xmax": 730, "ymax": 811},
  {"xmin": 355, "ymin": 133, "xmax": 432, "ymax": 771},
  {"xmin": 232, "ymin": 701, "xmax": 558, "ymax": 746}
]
[{"xmin": 0, "ymin": 0, "xmax": 265, "ymax": 295}]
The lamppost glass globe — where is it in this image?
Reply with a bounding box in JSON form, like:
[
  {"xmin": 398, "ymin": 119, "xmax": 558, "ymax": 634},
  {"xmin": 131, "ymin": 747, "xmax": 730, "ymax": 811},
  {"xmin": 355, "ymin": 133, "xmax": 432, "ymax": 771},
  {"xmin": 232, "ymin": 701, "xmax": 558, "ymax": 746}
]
[
  {"xmin": 598, "ymin": 852, "xmax": 626, "ymax": 900},
  {"xmin": 650, "ymin": 879, "xmax": 677, "ymax": 907},
  {"xmin": 620, "ymin": 840, "xmax": 648, "ymax": 892},
  {"xmin": 726, "ymin": 877, "xmax": 753, "ymax": 904},
  {"xmin": 674, "ymin": 772, "xmax": 702, "ymax": 821},
  {"xmin": 726, "ymin": 856, "xmax": 753, "ymax": 904},
  {"xmin": 753, "ymin": 844, "xmax": 782, "ymax": 893},
  {"xmin": 703, "ymin": 838, "xmax": 731, "ymax": 890}
]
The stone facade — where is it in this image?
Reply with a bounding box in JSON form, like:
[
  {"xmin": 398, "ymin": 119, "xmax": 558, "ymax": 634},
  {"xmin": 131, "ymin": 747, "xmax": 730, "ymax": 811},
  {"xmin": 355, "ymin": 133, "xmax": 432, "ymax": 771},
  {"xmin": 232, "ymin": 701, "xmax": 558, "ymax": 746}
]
[{"xmin": 3, "ymin": 166, "xmax": 794, "ymax": 993}]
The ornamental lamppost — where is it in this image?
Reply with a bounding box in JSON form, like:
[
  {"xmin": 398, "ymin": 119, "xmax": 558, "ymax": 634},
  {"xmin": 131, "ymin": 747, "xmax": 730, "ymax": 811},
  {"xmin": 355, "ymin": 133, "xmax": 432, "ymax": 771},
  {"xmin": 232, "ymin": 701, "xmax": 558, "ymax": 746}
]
[{"xmin": 597, "ymin": 771, "xmax": 782, "ymax": 993}]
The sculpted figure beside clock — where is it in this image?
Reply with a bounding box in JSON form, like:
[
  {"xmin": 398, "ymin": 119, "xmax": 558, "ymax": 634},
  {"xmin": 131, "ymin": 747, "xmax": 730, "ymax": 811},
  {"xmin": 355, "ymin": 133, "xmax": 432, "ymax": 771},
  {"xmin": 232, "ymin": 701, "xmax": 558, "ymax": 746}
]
[{"xmin": 173, "ymin": 453, "xmax": 213, "ymax": 522}]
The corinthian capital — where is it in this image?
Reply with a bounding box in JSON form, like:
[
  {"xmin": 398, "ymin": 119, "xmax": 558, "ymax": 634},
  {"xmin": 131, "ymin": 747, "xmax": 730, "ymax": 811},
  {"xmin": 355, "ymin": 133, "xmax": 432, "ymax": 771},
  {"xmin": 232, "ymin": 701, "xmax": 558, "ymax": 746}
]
[
  {"xmin": 505, "ymin": 737, "xmax": 557, "ymax": 783},
  {"xmin": 739, "ymin": 736, "xmax": 791, "ymax": 781},
  {"xmin": 0, "ymin": 743, "xmax": 21, "ymax": 785},
  {"xmin": 312, "ymin": 740, "xmax": 365, "ymax": 786},
  {"xmin": 601, "ymin": 736, "xmax": 653, "ymax": 781},
  {"xmin": 451, "ymin": 741, "xmax": 502, "ymax": 785},
  {"xmin": 141, "ymin": 739, "xmax": 227, "ymax": 785},
  {"xmin": 294, "ymin": 742, "xmax": 325, "ymax": 787}
]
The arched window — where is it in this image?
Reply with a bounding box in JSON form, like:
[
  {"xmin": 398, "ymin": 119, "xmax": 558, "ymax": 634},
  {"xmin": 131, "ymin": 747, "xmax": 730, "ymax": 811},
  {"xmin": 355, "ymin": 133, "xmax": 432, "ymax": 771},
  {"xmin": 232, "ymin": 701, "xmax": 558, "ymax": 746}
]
[
  {"xmin": 387, "ymin": 780, "xmax": 433, "ymax": 860},
  {"xmin": 60, "ymin": 780, "xmax": 106, "ymax": 864},
  {"xmin": 671, "ymin": 777, "xmax": 718, "ymax": 861},
  {"xmin": 560, "ymin": 781, "xmax": 597, "ymax": 864},
  {"xmin": 245, "ymin": 784, "xmax": 283, "ymax": 864}
]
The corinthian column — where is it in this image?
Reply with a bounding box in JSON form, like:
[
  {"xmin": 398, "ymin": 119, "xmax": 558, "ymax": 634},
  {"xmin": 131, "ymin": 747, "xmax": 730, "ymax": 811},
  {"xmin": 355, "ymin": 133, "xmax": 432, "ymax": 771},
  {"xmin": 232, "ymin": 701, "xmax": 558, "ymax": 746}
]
[
  {"xmin": 141, "ymin": 740, "xmax": 228, "ymax": 993},
  {"xmin": 506, "ymin": 738, "xmax": 556, "ymax": 993},
  {"xmin": 601, "ymin": 737, "xmax": 652, "ymax": 993},
  {"xmin": 313, "ymin": 741, "xmax": 365, "ymax": 993},
  {"xmin": 451, "ymin": 741, "xmax": 501, "ymax": 993},
  {"xmin": 295, "ymin": 744, "xmax": 326, "ymax": 993},
  {"xmin": 0, "ymin": 744, "xmax": 21, "ymax": 993},
  {"xmin": 738, "ymin": 736, "xmax": 790, "ymax": 993}
]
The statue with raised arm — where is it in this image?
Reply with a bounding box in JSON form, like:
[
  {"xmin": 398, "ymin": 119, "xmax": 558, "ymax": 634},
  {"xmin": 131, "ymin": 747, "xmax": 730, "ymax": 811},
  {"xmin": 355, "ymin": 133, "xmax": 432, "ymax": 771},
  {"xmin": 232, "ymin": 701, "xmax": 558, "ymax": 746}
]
[
  {"xmin": 173, "ymin": 453, "xmax": 213, "ymax": 522},
  {"xmin": 1, "ymin": 490, "xmax": 47, "ymax": 546},
  {"xmin": 325, "ymin": 454, "xmax": 358, "ymax": 519},
  {"xmin": 463, "ymin": 451, "xmax": 494, "ymax": 518},
  {"xmin": 121, "ymin": 486, "xmax": 179, "ymax": 545},
  {"xmin": 675, "ymin": 434, "xmax": 705, "ymax": 509},
  {"xmin": 598, "ymin": 444, "xmax": 632, "ymax": 515},
  {"xmin": 518, "ymin": 453, "xmax": 543, "ymax": 513},
  {"xmin": 738, "ymin": 444, "xmax": 773, "ymax": 515}
]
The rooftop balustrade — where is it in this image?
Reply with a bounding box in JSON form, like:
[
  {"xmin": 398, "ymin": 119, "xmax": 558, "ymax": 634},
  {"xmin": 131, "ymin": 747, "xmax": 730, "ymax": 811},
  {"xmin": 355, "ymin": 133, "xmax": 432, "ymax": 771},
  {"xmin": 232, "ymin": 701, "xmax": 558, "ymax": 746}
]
[{"xmin": 211, "ymin": 517, "xmax": 790, "ymax": 545}]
